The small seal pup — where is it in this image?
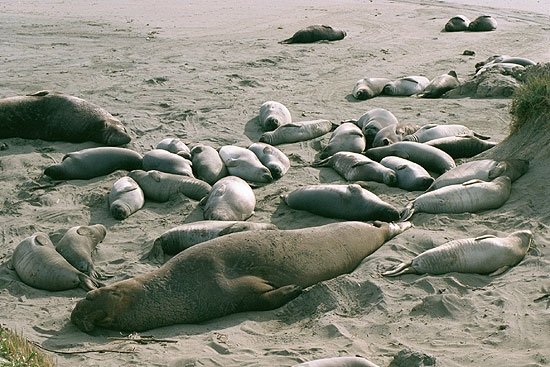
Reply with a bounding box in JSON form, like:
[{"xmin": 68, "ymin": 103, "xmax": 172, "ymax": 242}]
[
  {"xmin": 319, "ymin": 123, "xmax": 365, "ymax": 159},
  {"xmin": 55, "ymin": 224, "xmax": 107, "ymax": 279},
  {"xmin": 11, "ymin": 232, "xmax": 102, "ymax": 291},
  {"xmin": 190, "ymin": 144, "xmax": 228, "ymax": 185},
  {"xmin": 108, "ymin": 176, "xmax": 145, "ymax": 220},
  {"xmin": 155, "ymin": 138, "xmax": 191, "ymax": 159},
  {"xmin": 383, "ymin": 76, "xmax": 430, "ymax": 96},
  {"xmin": 0, "ymin": 90, "xmax": 131, "ymax": 146},
  {"xmin": 258, "ymin": 101, "xmax": 292, "ymax": 131},
  {"xmin": 417, "ymin": 71, "xmax": 460, "ymax": 98},
  {"xmin": 468, "ymin": 15, "xmax": 497, "ymax": 32},
  {"xmin": 444, "ymin": 15, "xmax": 470, "ymax": 32},
  {"xmin": 280, "ymin": 25, "xmax": 346, "ymax": 44},
  {"xmin": 294, "ymin": 356, "xmax": 381, "ymax": 367},
  {"xmin": 219, "ymin": 145, "xmax": 273, "ymax": 183},
  {"xmin": 142, "ymin": 149, "xmax": 194, "ymax": 177},
  {"xmin": 259, "ymin": 119, "xmax": 333, "ymax": 146},
  {"xmin": 201, "ymin": 176, "xmax": 256, "ymax": 221},
  {"xmin": 380, "ymin": 156, "xmax": 434, "ymax": 191},
  {"xmin": 248, "ymin": 142, "xmax": 290, "ymax": 179},
  {"xmin": 383, "ymin": 230, "xmax": 532, "ymax": 276},
  {"xmin": 424, "ymin": 136, "xmax": 497, "ymax": 159},
  {"xmin": 128, "ymin": 170, "xmax": 211, "ymax": 202},
  {"xmin": 352, "ymin": 77, "xmax": 391, "ymax": 100},
  {"xmin": 70, "ymin": 220, "xmax": 411, "ymax": 332}
]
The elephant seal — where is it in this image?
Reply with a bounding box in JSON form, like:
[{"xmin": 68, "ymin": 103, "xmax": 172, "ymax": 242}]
[
  {"xmin": 259, "ymin": 119, "xmax": 333, "ymax": 146},
  {"xmin": 0, "ymin": 91, "xmax": 131, "ymax": 146},
  {"xmin": 444, "ymin": 15, "xmax": 470, "ymax": 32},
  {"xmin": 424, "ymin": 136, "xmax": 497, "ymax": 159},
  {"xmin": 156, "ymin": 138, "xmax": 191, "ymax": 159},
  {"xmin": 283, "ymin": 184, "xmax": 400, "ymax": 221},
  {"xmin": 44, "ymin": 147, "xmax": 143, "ymax": 180},
  {"xmin": 201, "ymin": 176, "xmax": 256, "ymax": 221},
  {"xmin": 248, "ymin": 142, "xmax": 290, "ymax": 179},
  {"xmin": 365, "ymin": 141, "xmax": 456, "ymax": 174},
  {"xmin": 70, "ymin": 220, "xmax": 411, "ymax": 332},
  {"xmin": 190, "ymin": 144, "xmax": 228, "ymax": 185},
  {"xmin": 417, "ymin": 71, "xmax": 460, "ymax": 98},
  {"xmin": 383, "ymin": 76, "xmax": 430, "ymax": 96},
  {"xmin": 128, "ymin": 170, "xmax": 211, "ymax": 202},
  {"xmin": 426, "ymin": 158, "xmax": 528, "ymax": 192},
  {"xmin": 383, "ymin": 230, "xmax": 532, "ymax": 276},
  {"xmin": 352, "ymin": 78, "xmax": 391, "ymax": 100},
  {"xmin": 142, "ymin": 149, "xmax": 194, "ymax": 177},
  {"xmin": 403, "ymin": 123, "xmax": 489, "ymax": 143},
  {"xmin": 280, "ymin": 25, "xmax": 346, "ymax": 44},
  {"xmin": 371, "ymin": 122, "xmax": 420, "ymax": 147},
  {"xmin": 258, "ymin": 101, "xmax": 292, "ymax": 131},
  {"xmin": 313, "ymin": 152, "xmax": 397, "ymax": 186},
  {"xmin": 380, "ymin": 156, "xmax": 434, "ymax": 191},
  {"xmin": 468, "ymin": 15, "xmax": 497, "ymax": 32},
  {"xmin": 219, "ymin": 145, "xmax": 272, "ymax": 183},
  {"xmin": 11, "ymin": 232, "xmax": 102, "ymax": 291},
  {"xmin": 294, "ymin": 356, "xmax": 381, "ymax": 367},
  {"xmin": 354, "ymin": 108, "xmax": 399, "ymax": 148},
  {"xmin": 148, "ymin": 221, "xmax": 277, "ymax": 261},
  {"xmin": 401, "ymin": 176, "xmax": 511, "ymax": 220},
  {"xmin": 319, "ymin": 123, "xmax": 365, "ymax": 159},
  {"xmin": 475, "ymin": 55, "xmax": 536, "ymax": 71},
  {"xmin": 55, "ymin": 224, "xmax": 106, "ymax": 279},
  {"xmin": 108, "ymin": 176, "xmax": 145, "ymax": 220}
]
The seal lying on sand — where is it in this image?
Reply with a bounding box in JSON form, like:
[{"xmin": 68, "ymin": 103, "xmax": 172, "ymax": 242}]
[
  {"xmin": 352, "ymin": 78, "xmax": 391, "ymax": 100},
  {"xmin": 417, "ymin": 71, "xmax": 460, "ymax": 98},
  {"xmin": 280, "ymin": 25, "xmax": 346, "ymax": 44},
  {"xmin": 190, "ymin": 144, "xmax": 228, "ymax": 185},
  {"xmin": 258, "ymin": 101, "xmax": 292, "ymax": 131},
  {"xmin": 0, "ymin": 91, "xmax": 130, "ymax": 145},
  {"xmin": 444, "ymin": 15, "xmax": 470, "ymax": 32},
  {"xmin": 128, "ymin": 170, "xmax": 211, "ymax": 202},
  {"xmin": 200, "ymin": 176, "xmax": 256, "ymax": 221},
  {"xmin": 383, "ymin": 76, "xmax": 430, "ymax": 96},
  {"xmin": 380, "ymin": 156, "xmax": 434, "ymax": 191},
  {"xmin": 142, "ymin": 149, "xmax": 194, "ymax": 177},
  {"xmin": 155, "ymin": 138, "xmax": 191, "ymax": 160},
  {"xmin": 319, "ymin": 123, "xmax": 365, "ymax": 159},
  {"xmin": 71, "ymin": 220, "xmax": 411, "ymax": 332},
  {"xmin": 424, "ymin": 136, "xmax": 497, "ymax": 159},
  {"xmin": 259, "ymin": 119, "xmax": 333, "ymax": 145},
  {"xmin": 468, "ymin": 15, "xmax": 497, "ymax": 32},
  {"xmin": 294, "ymin": 356, "xmax": 381, "ymax": 367},
  {"xmin": 219, "ymin": 145, "xmax": 273, "ymax": 183},
  {"xmin": 248, "ymin": 142, "xmax": 290, "ymax": 179},
  {"xmin": 108, "ymin": 176, "xmax": 145, "ymax": 219},
  {"xmin": 403, "ymin": 123, "xmax": 489, "ymax": 143}
]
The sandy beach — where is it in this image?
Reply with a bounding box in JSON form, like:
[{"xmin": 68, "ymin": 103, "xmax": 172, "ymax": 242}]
[{"xmin": 0, "ymin": 1, "xmax": 549, "ymax": 366}]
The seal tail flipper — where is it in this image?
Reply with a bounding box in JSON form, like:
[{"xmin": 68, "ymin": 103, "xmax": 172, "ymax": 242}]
[
  {"xmin": 381, "ymin": 261, "xmax": 415, "ymax": 277},
  {"xmin": 489, "ymin": 265, "xmax": 510, "ymax": 276},
  {"xmin": 399, "ymin": 204, "xmax": 415, "ymax": 221},
  {"xmin": 473, "ymin": 131, "xmax": 491, "ymax": 140},
  {"xmin": 142, "ymin": 241, "xmax": 165, "ymax": 264},
  {"xmin": 279, "ymin": 38, "xmax": 293, "ymax": 44},
  {"xmin": 311, "ymin": 156, "xmax": 331, "ymax": 167},
  {"xmin": 79, "ymin": 273, "xmax": 105, "ymax": 291}
]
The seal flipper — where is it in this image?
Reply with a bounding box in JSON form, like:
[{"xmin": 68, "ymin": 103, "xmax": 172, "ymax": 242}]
[
  {"xmin": 256, "ymin": 284, "xmax": 303, "ymax": 310},
  {"xmin": 382, "ymin": 260, "xmax": 415, "ymax": 277},
  {"xmin": 79, "ymin": 273, "xmax": 105, "ymax": 291},
  {"xmin": 311, "ymin": 156, "xmax": 332, "ymax": 167},
  {"xmin": 231, "ymin": 275, "xmax": 303, "ymax": 310},
  {"xmin": 26, "ymin": 90, "xmax": 50, "ymax": 97},
  {"xmin": 399, "ymin": 203, "xmax": 415, "ymax": 221},
  {"xmin": 219, "ymin": 223, "xmax": 254, "ymax": 236},
  {"xmin": 489, "ymin": 265, "xmax": 510, "ymax": 276}
]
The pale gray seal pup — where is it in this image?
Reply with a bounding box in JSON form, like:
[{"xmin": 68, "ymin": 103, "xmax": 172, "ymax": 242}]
[
  {"xmin": 11, "ymin": 232, "xmax": 102, "ymax": 291},
  {"xmin": 444, "ymin": 15, "xmax": 470, "ymax": 32},
  {"xmin": 70, "ymin": 220, "xmax": 411, "ymax": 332},
  {"xmin": 108, "ymin": 176, "xmax": 145, "ymax": 220},
  {"xmin": 283, "ymin": 184, "xmax": 400, "ymax": 221},
  {"xmin": 128, "ymin": 169, "xmax": 211, "ymax": 202},
  {"xmin": 352, "ymin": 77, "xmax": 391, "ymax": 100},
  {"xmin": 383, "ymin": 230, "xmax": 532, "ymax": 276},
  {"xmin": 417, "ymin": 71, "xmax": 460, "ymax": 98},
  {"xmin": 258, "ymin": 101, "xmax": 292, "ymax": 131},
  {"xmin": 201, "ymin": 176, "xmax": 256, "ymax": 221},
  {"xmin": 383, "ymin": 76, "xmax": 430, "ymax": 96},
  {"xmin": 424, "ymin": 136, "xmax": 497, "ymax": 159},
  {"xmin": 312, "ymin": 152, "xmax": 397, "ymax": 186},
  {"xmin": 401, "ymin": 176, "xmax": 511, "ymax": 220},
  {"xmin": 55, "ymin": 224, "xmax": 106, "ymax": 279},
  {"xmin": 380, "ymin": 156, "xmax": 434, "ymax": 191},
  {"xmin": 155, "ymin": 138, "xmax": 191, "ymax": 159},
  {"xmin": 319, "ymin": 123, "xmax": 365, "ymax": 159},
  {"xmin": 354, "ymin": 108, "xmax": 399, "ymax": 148},
  {"xmin": 468, "ymin": 15, "xmax": 497, "ymax": 32},
  {"xmin": 403, "ymin": 123, "xmax": 489, "ymax": 143},
  {"xmin": 44, "ymin": 147, "xmax": 143, "ymax": 180},
  {"xmin": 294, "ymin": 356, "xmax": 381, "ymax": 367},
  {"xmin": 371, "ymin": 122, "xmax": 420, "ymax": 148},
  {"xmin": 475, "ymin": 55, "xmax": 536, "ymax": 71},
  {"xmin": 259, "ymin": 119, "xmax": 333, "ymax": 146},
  {"xmin": 142, "ymin": 149, "xmax": 194, "ymax": 177},
  {"xmin": 190, "ymin": 144, "xmax": 228, "ymax": 185},
  {"xmin": 248, "ymin": 142, "xmax": 290, "ymax": 179},
  {"xmin": 280, "ymin": 25, "xmax": 346, "ymax": 44},
  {"xmin": 219, "ymin": 145, "xmax": 273, "ymax": 183},
  {"xmin": 0, "ymin": 90, "xmax": 131, "ymax": 146}
]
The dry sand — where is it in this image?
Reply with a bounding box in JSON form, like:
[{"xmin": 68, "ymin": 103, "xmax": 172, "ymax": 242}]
[{"xmin": 0, "ymin": 0, "xmax": 549, "ymax": 366}]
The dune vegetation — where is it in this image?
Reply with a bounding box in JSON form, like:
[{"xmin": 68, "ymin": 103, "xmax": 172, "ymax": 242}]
[{"xmin": 0, "ymin": 326, "xmax": 53, "ymax": 367}]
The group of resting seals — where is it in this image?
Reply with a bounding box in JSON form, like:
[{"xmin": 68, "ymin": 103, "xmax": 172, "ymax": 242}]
[{"xmin": 444, "ymin": 15, "xmax": 497, "ymax": 32}]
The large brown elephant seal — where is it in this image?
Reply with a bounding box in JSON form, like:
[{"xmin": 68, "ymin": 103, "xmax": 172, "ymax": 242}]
[
  {"xmin": 219, "ymin": 145, "xmax": 273, "ymax": 183},
  {"xmin": 70, "ymin": 220, "xmax": 411, "ymax": 332},
  {"xmin": 319, "ymin": 123, "xmax": 365, "ymax": 159},
  {"xmin": 259, "ymin": 119, "xmax": 333, "ymax": 146},
  {"xmin": 380, "ymin": 156, "xmax": 434, "ymax": 191},
  {"xmin": 258, "ymin": 101, "xmax": 292, "ymax": 131},
  {"xmin": 352, "ymin": 78, "xmax": 391, "ymax": 100},
  {"xmin": 108, "ymin": 176, "xmax": 145, "ymax": 219},
  {"xmin": 142, "ymin": 149, "xmax": 194, "ymax": 177},
  {"xmin": 44, "ymin": 147, "xmax": 143, "ymax": 180},
  {"xmin": 383, "ymin": 230, "xmax": 532, "ymax": 276},
  {"xmin": 280, "ymin": 25, "xmax": 346, "ymax": 44},
  {"xmin": 444, "ymin": 15, "xmax": 470, "ymax": 32},
  {"xmin": 417, "ymin": 71, "xmax": 460, "ymax": 98},
  {"xmin": 11, "ymin": 232, "xmax": 102, "ymax": 291},
  {"xmin": 155, "ymin": 138, "xmax": 191, "ymax": 160},
  {"xmin": 128, "ymin": 170, "xmax": 211, "ymax": 202},
  {"xmin": 200, "ymin": 176, "xmax": 256, "ymax": 221},
  {"xmin": 0, "ymin": 91, "xmax": 131, "ymax": 145},
  {"xmin": 468, "ymin": 15, "xmax": 497, "ymax": 32},
  {"xmin": 190, "ymin": 144, "xmax": 228, "ymax": 185},
  {"xmin": 248, "ymin": 142, "xmax": 290, "ymax": 179},
  {"xmin": 383, "ymin": 76, "xmax": 430, "ymax": 96},
  {"xmin": 55, "ymin": 224, "xmax": 106, "ymax": 279},
  {"xmin": 294, "ymin": 356, "xmax": 381, "ymax": 367}
]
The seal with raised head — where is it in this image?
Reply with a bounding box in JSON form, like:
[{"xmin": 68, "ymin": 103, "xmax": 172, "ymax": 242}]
[
  {"xmin": 70, "ymin": 220, "xmax": 411, "ymax": 332},
  {"xmin": 142, "ymin": 149, "xmax": 194, "ymax": 177},
  {"xmin": 156, "ymin": 138, "xmax": 191, "ymax": 159},
  {"xmin": 0, "ymin": 91, "xmax": 131, "ymax": 146},
  {"xmin": 219, "ymin": 145, "xmax": 273, "ymax": 183},
  {"xmin": 128, "ymin": 169, "xmax": 211, "ymax": 202},
  {"xmin": 319, "ymin": 123, "xmax": 365, "ymax": 159},
  {"xmin": 383, "ymin": 76, "xmax": 430, "ymax": 96},
  {"xmin": 424, "ymin": 136, "xmax": 497, "ymax": 159},
  {"xmin": 44, "ymin": 147, "xmax": 143, "ymax": 180},
  {"xmin": 417, "ymin": 71, "xmax": 460, "ymax": 98},
  {"xmin": 468, "ymin": 15, "xmax": 497, "ymax": 32},
  {"xmin": 383, "ymin": 230, "xmax": 532, "ymax": 276},
  {"xmin": 248, "ymin": 142, "xmax": 290, "ymax": 179},
  {"xmin": 380, "ymin": 156, "xmax": 434, "ymax": 191},
  {"xmin": 352, "ymin": 77, "xmax": 391, "ymax": 100},
  {"xmin": 190, "ymin": 144, "xmax": 228, "ymax": 185},
  {"xmin": 444, "ymin": 15, "xmax": 470, "ymax": 32},
  {"xmin": 280, "ymin": 25, "xmax": 346, "ymax": 44},
  {"xmin": 201, "ymin": 176, "xmax": 256, "ymax": 221},
  {"xmin": 258, "ymin": 101, "xmax": 292, "ymax": 131},
  {"xmin": 259, "ymin": 119, "xmax": 333, "ymax": 146},
  {"xmin": 108, "ymin": 176, "xmax": 145, "ymax": 220},
  {"xmin": 403, "ymin": 123, "xmax": 489, "ymax": 143}
]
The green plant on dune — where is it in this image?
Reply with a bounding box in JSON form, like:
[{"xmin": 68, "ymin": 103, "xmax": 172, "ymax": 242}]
[
  {"xmin": 509, "ymin": 63, "xmax": 550, "ymax": 134},
  {"xmin": 0, "ymin": 326, "xmax": 53, "ymax": 367}
]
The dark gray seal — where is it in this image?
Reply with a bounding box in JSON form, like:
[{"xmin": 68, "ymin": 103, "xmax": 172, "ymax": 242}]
[
  {"xmin": 190, "ymin": 144, "xmax": 228, "ymax": 185},
  {"xmin": 424, "ymin": 136, "xmax": 497, "ymax": 159},
  {"xmin": 142, "ymin": 149, "xmax": 194, "ymax": 177},
  {"xmin": 280, "ymin": 25, "xmax": 346, "ymax": 44},
  {"xmin": 444, "ymin": 15, "xmax": 470, "ymax": 32},
  {"xmin": 418, "ymin": 71, "xmax": 460, "ymax": 98},
  {"xmin": 128, "ymin": 169, "xmax": 211, "ymax": 202},
  {"xmin": 380, "ymin": 156, "xmax": 434, "ymax": 191},
  {"xmin": 383, "ymin": 76, "xmax": 430, "ymax": 96},
  {"xmin": 468, "ymin": 15, "xmax": 497, "ymax": 32}
]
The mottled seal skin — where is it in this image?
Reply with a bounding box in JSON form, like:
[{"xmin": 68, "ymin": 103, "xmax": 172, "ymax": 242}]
[
  {"xmin": 468, "ymin": 15, "xmax": 497, "ymax": 32},
  {"xmin": 55, "ymin": 224, "xmax": 106, "ymax": 279},
  {"xmin": 219, "ymin": 145, "xmax": 273, "ymax": 183},
  {"xmin": 70, "ymin": 220, "xmax": 410, "ymax": 332},
  {"xmin": 294, "ymin": 356, "xmax": 381, "ymax": 367},
  {"xmin": 444, "ymin": 15, "xmax": 470, "ymax": 32},
  {"xmin": 319, "ymin": 123, "xmax": 365, "ymax": 159},
  {"xmin": 201, "ymin": 176, "xmax": 256, "ymax": 221},
  {"xmin": 352, "ymin": 77, "xmax": 391, "ymax": 100},
  {"xmin": 283, "ymin": 184, "xmax": 400, "ymax": 222},
  {"xmin": 44, "ymin": 147, "xmax": 143, "ymax": 180},
  {"xmin": 380, "ymin": 156, "xmax": 434, "ymax": 191},
  {"xmin": 383, "ymin": 230, "xmax": 532, "ymax": 276},
  {"xmin": 401, "ymin": 176, "xmax": 511, "ymax": 220},
  {"xmin": 0, "ymin": 91, "xmax": 131, "ymax": 146},
  {"xmin": 248, "ymin": 142, "xmax": 290, "ymax": 179},
  {"xmin": 11, "ymin": 232, "xmax": 102, "ymax": 291},
  {"xmin": 260, "ymin": 119, "xmax": 333, "ymax": 145},
  {"xmin": 418, "ymin": 71, "xmax": 460, "ymax": 98},
  {"xmin": 190, "ymin": 144, "xmax": 228, "ymax": 185},
  {"xmin": 142, "ymin": 149, "xmax": 194, "ymax": 177},
  {"xmin": 383, "ymin": 76, "xmax": 430, "ymax": 96},
  {"xmin": 280, "ymin": 25, "xmax": 346, "ymax": 44},
  {"xmin": 258, "ymin": 101, "xmax": 292, "ymax": 131},
  {"xmin": 403, "ymin": 123, "xmax": 489, "ymax": 143},
  {"xmin": 426, "ymin": 158, "xmax": 528, "ymax": 192},
  {"xmin": 424, "ymin": 136, "xmax": 497, "ymax": 159},
  {"xmin": 128, "ymin": 169, "xmax": 211, "ymax": 202},
  {"xmin": 313, "ymin": 152, "xmax": 397, "ymax": 186},
  {"xmin": 155, "ymin": 138, "xmax": 191, "ymax": 160},
  {"xmin": 108, "ymin": 176, "xmax": 145, "ymax": 220}
]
